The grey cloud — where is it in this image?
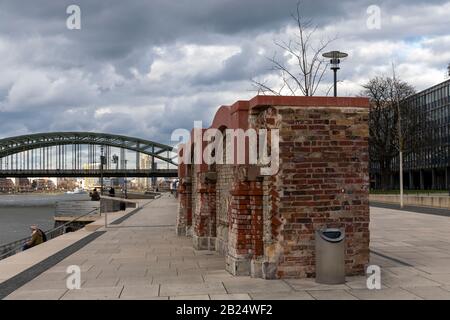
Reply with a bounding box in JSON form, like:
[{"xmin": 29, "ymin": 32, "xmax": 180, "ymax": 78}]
[{"xmin": 0, "ymin": 0, "xmax": 449, "ymax": 141}]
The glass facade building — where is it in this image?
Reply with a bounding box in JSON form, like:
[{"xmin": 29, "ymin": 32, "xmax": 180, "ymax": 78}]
[{"xmin": 371, "ymin": 79, "xmax": 450, "ymax": 190}]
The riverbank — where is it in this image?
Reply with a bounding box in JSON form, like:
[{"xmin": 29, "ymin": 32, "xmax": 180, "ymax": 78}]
[
  {"xmin": 0, "ymin": 193, "xmax": 89, "ymax": 207},
  {"xmin": 0, "ymin": 193, "xmax": 91, "ymax": 246}
]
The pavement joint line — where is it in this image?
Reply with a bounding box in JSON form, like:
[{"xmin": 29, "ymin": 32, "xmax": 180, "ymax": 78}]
[
  {"xmin": 59, "ymin": 289, "xmax": 69, "ymax": 300},
  {"xmin": 344, "ymin": 289, "xmax": 360, "ymax": 300},
  {"xmin": 282, "ymin": 279, "xmax": 298, "ymax": 292},
  {"xmin": 222, "ymin": 281, "xmax": 229, "ymax": 294},
  {"xmin": 370, "ymin": 202, "xmax": 450, "ymax": 217},
  {"xmin": 400, "ymin": 286, "xmax": 427, "ymax": 300},
  {"xmin": 109, "ymin": 207, "xmax": 143, "ymax": 225},
  {"xmin": 370, "ymin": 249, "xmax": 414, "ymax": 267},
  {"xmin": 118, "ymin": 285, "xmax": 125, "ymax": 299},
  {"xmin": 0, "ymin": 231, "xmax": 107, "ymax": 300},
  {"xmin": 106, "ymin": 197, "xmax": 160, "ymax": 226}
]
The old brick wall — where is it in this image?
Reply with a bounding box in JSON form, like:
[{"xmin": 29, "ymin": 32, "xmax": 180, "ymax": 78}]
[
  {"xmin": 226, "ymin": 174, "xmax": 265, "ymax": 276},
  {"xmin": 215, "ymin": 164, "xmax": 233, "ymax": 255},
  {"xmin": 177, "ymin": 96, "xmax": 370, "ymax": 279},
  {"xmin": 176, "ymin": 177, "xmax": 192, "ymax": 236},
  {"xmin": 188, "ymin": 166, "xmax": 197, "ymax": 237},
  {"xmin": 192, "ymin": 172, "xmax": 217, "ymax": 250},
  {"xmin": 249, "ymin": 105, "xmax": 370, "ymax": 278}
]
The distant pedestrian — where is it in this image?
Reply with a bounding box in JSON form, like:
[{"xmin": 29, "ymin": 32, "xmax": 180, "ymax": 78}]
[
  {"xmin": 90, "ymin": 188, "xmax": 100, "ymax": 201},
  {"xmin": 174, "ymin": 180, "xmax": 179, "ymax": 198},
  {"xmin": 22, "ymin": 225, "xmax": 44, "ymax": 251},
  {"xmin": 108, "ymin": 187, "xmax": 115, "ymax": 197},
  {"xmin": 170, "ymin": 180, "xmax": 175, "ymax": 196}
]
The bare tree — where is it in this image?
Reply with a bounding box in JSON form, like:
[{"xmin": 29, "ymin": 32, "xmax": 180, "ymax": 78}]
[
  {"xmin": 252, "ymin": 1, "xmax": 335, "ymax": 96},
  {"xmin": 362, "ymin": 76, "xmax": 422, "ymax": 190}
]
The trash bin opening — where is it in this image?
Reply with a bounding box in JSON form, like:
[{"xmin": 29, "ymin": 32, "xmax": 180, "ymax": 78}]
[
  {"xmin": 323, "ymin": 231, "xmax": 341, "ymax": 239},
  {"xmin": 319, "ymin": 229, "xmax": 345, "ymax": 242}
]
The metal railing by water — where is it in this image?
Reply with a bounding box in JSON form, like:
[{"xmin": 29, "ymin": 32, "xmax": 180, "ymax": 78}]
[{"xmin": 0, "ymin": 207, "xmax": 99, "ymax": 261}]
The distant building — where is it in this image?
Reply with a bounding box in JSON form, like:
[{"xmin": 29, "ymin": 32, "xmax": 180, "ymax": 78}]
[
  {"xmin": 82, "ymin": 163, "xmax": 100, "ymax": 189},
  {"xmin": 136, "ymin": 154, "xmax": 152, "ymax": 190},
  {"xmin": 57, "ymin": 178, "xmax": 78, "ymax": 191},
  {"xmin": 0, "ymin": 178, "xmax": 14, "ymax": 192},
  {"xmin": 371, "ymin": 79, "xmax": 450, "ymax": 190},
  {"xmin": 15, "ymin": 178, "xmax": 31, "ymax": 192},
  {"xmin": 32, "ymin": 178, "xmax": 56, "ymax": 191}
]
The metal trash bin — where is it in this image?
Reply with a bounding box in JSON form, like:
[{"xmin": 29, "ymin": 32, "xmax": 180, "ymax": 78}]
[{"xmin": 315, "ymin": 228, "xmax": 345, "ymax": 284}]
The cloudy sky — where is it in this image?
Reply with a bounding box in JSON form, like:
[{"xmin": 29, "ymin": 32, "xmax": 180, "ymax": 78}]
[{"xmin": 0, "ymin": 0, "xmax": 449, "ymax": 144}]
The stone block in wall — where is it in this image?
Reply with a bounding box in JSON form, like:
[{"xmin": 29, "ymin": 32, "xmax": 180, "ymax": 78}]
[{"xmin": 226, "ymin": 255, "xmax": 251, "ymax": 276}]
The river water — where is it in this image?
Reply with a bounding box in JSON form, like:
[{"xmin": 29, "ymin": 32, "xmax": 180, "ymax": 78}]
[{"xmin": 0, "ymin": 194, "xmax": 90, "ymax": 246}]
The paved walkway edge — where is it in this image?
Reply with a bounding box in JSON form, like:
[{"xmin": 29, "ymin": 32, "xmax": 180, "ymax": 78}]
[
  {"xmin": 0, "ymin": 231, "xmax": 106, "ymax": 300},
  {"xmin": 370, "ymin": 202, "xmax": 450, "ymax": 217}
]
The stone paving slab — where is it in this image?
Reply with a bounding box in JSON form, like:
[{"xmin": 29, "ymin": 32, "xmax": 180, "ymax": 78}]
[
  {"xmin": 4, "ymin": 289, "xmax": 68, "ymax": 300},
  {"xmin": 119, "ymin": 284, "xmax": 160, "ymax": 299},
  {"xmin": 210, "ymin": 293, "xmax": 252, "ymax": 300},
  {"xmin": 403, "ymin": 286, "xmax": 450, "ymax": 300},
  {"xmin": 170, "ymin": 294, "xmax": 210, "ymax": 300},
  {"xmin": 308, "ymin": 290, "xmax": 358, "ymax": 300},
  {"xmin": 249, "ymin": 291, "xmax": 314, "ymax": 300},
  {"xmin": 152, "ymin": 275, "xmax": 205, "ymax": 285},
  {"xmin": 60, "ymin": 286, "xmax": 124, "ymax": 300},
  {"xmin": 3, "ymin": 196, "xmax": 450, "ymax": 300},
  {"xmin": 223, "ymin": 278, "xmax": 292, "ymax": 294},
  {"xmin": 347, "ymin": 288, "xmax": 423, "ymax": 300},
  {"xmin": 160, "ymin": 282, "xmax": 227, "ymax": 296}
]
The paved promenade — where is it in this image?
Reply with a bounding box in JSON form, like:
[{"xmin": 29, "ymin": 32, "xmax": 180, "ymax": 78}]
[{"xmin": 3, "ymin": 194, "xmax": 450, "ymax": 300}]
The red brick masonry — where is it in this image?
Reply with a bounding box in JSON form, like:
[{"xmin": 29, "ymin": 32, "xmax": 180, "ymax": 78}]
[{"xmin": 177, "ymin": 95, "xmax": 370, "ymax": 279}]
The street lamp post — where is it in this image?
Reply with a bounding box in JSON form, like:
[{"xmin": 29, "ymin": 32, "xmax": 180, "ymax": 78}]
[
  {"xmin": 392, "ymin": 64, "xmax": 404, "ymax": 208},
  {"xmin": 124, "ymin": 159, "xmax": 128, "ymax": 199},
  {"xmin": 111, "ymin": 154, "xmax": 119, "ymax": 195},
  {"xmin": 100, "ymin": 146, "xmax": 105, "ymax": 195},
  {"xmin": 322, "ymin": 51, "xmax": 348, "ymax": 97}
]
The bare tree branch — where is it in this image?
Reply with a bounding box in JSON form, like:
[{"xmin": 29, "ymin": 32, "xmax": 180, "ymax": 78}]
[{"xmin": 252, "ymin": 1, "xmax": 335, "ymax": 96}]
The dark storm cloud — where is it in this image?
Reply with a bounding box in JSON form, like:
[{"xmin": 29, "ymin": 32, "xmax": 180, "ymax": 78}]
[
  {"xmin": 0, "ymin": 0, "xmax": 449, "ymax": 141},
  {"xmin": 0, "ymin": 0, "xmax": 376, "ymax": 67}
]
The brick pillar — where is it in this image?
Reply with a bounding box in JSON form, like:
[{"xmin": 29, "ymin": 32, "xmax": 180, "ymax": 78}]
[
  {"xmin": 192, "ymin": 172, "xmax": 217, "ymax": 250},
  {"xmin": 248, "ymin": 102, "xmax": 370, "ymax": 279},
  {"xmin": 226, "ymin": 176, "xmax": 264, "ymax": 276},
  {"xmin": 176, "ymin": 177, "xmax": 192, "ymax": 236}
]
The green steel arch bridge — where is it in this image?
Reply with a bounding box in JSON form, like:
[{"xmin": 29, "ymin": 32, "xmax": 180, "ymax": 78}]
[{"xmin": 0, "ymin": 132, "xmax": 178, "ymax": 178}]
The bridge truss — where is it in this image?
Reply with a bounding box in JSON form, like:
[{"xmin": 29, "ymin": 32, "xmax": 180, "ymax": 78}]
[{"xmin": 0, "ymin": 132, "xmax": 178, "ymax": 178}]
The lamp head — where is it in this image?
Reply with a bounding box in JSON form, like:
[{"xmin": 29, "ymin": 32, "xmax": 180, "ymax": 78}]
[{"xmin": 323, "ymin": 51, "xmax": 348, "ymax": 70}]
